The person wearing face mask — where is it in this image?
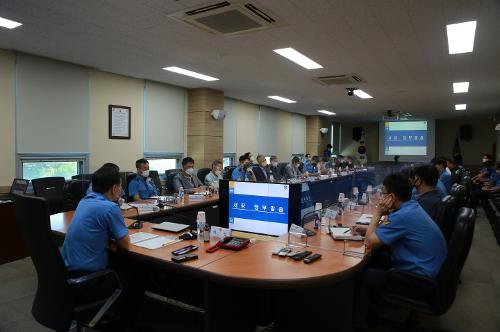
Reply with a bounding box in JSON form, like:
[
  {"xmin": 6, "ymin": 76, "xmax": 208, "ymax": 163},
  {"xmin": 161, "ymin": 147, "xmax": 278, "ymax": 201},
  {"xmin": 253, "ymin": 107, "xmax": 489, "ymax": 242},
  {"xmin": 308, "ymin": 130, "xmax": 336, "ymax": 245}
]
[
  {"xmin": 205, "ymin": 160, "xmax": 223, "ymax": 187},
  {"xmin": 173, "ymin": 157, "xmax": 203, "ymax": 194},
  {"xmin": 318, "ymin": 157, "xmax": 330, "ymax": 175},
  {"xmin": 253, "ymin": 155, "xmax": 270, "ymax": 182},
  {"xmin": 232, "ymin": 155, "xmax": 256, "ymax": 181},
  {"xmin": 412, "ymin": 165, "xmax": 445, "ymax": 222},
  {"xmin": 268, "ymin": 155, "xmax": 282, "ymax": 182},
  {"xmin": 284, "ymin": 157, "xmax": 304, "ymax": 180},
  {"xmin": 433, "ymin": 158, "xmax": 452, "ymax": 195},
  {"xmin": 351, "ymin": 172, "xmax": 447, "ymax": 332},
  {"xmin": 129, "ymin": 158, "xmax": 159, "ymax": 201},
  {"xmin": 472, "ymin": 155, "xmax": 495, "ymax": 185},
  {"xmin": 470, "ymin": 161, "xmax": 500, "ymax": 210},
  {"xmin": 304, "ymin": 155, "xmax": 319, "ymax": 174}
]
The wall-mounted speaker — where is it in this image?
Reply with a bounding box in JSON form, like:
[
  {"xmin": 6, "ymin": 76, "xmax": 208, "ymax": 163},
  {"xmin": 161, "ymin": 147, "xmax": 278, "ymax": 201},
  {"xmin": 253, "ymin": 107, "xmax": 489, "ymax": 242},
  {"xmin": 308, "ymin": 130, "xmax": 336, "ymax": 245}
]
[
  {"xmin": 352, "ymin": 127, "xmax": 363, "ymax": 141},
  {"xmin": 460, "ymin": 125, "xmax": 472, "ymax": 142}
]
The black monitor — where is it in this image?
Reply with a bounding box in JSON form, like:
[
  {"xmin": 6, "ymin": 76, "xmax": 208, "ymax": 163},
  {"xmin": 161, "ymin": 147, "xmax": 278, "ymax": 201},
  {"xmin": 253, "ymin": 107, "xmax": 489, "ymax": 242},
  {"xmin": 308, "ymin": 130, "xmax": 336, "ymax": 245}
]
[{"xmin": 219, "ymin": 180, "xmax": 301, "ymax": 237}]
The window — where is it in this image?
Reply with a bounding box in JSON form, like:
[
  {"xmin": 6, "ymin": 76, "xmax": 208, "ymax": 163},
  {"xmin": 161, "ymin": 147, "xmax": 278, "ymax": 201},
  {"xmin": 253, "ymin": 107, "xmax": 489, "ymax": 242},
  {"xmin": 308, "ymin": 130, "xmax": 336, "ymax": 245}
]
[
  {"xmin": 223, "ymin": 155, "xmax": 235, "ymax": 168},
  {"xmin": 265, "ymin": 156, "xmax": 271, "ymax": 164},
  {"xmin": 19, "ymin": 155, "xmax": 87, "ymax": 181},
  {"xmin": 147, "ymin": 158, "xmax": 178, "ymax": 175}
]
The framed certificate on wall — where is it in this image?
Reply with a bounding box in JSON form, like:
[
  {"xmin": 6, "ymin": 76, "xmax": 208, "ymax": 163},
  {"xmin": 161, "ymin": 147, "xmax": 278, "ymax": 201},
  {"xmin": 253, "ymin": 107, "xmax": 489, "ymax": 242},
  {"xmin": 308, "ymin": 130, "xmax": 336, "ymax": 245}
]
[{"xmin": 109, "ymin": 105, "xmax": 131, "ymax": 139}]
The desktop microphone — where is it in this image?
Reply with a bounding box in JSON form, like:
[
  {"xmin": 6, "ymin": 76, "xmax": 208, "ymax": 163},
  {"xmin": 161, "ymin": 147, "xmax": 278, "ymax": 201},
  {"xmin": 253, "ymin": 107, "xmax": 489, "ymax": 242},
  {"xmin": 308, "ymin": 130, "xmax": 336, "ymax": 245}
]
[{"xmin": 128, "ymin": 206, "xmax": 143, "ymax": 229}]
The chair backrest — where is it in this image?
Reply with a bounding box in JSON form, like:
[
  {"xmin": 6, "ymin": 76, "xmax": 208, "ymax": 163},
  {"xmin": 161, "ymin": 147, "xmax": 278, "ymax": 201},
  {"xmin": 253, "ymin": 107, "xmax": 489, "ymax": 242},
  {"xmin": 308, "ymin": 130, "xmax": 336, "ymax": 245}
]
[
  {"xmin": 71, "ymin": 173, "xmax": 92, "ymax": 181},
  {"xmin": 126, "ymin": 173, "xmax": 137, "ymax": 202},
  {"xmin": 450, "ymin": 184, "xmax": 467, "ymax": 208},
  {"xmin": 223, "ymin": 166, "xmax": 236, "ymax": 180},
  {"xmin": 149, "ymin": 170, "xmax": 163, "ymax": 193},
  {"xmin": 9, "ymin": 178, "xmax": 29, "ymax": 196},
  {"xmin": 14, "ymin": 194, "xmax": 74, "ymax": 331},
  {"xmin": 197, "ymin": 168, "xmax": 211, "ymax": 184},
  {"xmin": 436, "ymin": 195, "xmax": 457, "ymax": 243},
  {"xmin": 31, "ymin": 177, "xmax": 66, "ymax": 215},
  {"xmin": 165, "ymin": 169, "xmax": 182, "ymax": 193},
  {"xmin": 63, "ymin": 179, "xmax": 90, "ymax": 211},
  {"xmin": 460, "ymin": 176, "xmax": 472, "ymax": 206},
  {"xmin": 436, "ymin": 207, "xmax": 475, "ymax": 314}
]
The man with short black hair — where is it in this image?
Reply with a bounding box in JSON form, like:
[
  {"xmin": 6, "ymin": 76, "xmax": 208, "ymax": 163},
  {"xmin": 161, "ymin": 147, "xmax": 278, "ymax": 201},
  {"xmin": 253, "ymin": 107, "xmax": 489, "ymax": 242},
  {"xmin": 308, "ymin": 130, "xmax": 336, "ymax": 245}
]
[
  {"xmin": 323, "ymin": 144, "xmax": 333, "ymax": 158},
  {"xmin": 304, "ymin": 155, "xmax": 319, "ymax": 174},
  {"xmin": 268, "ymin": 156, "xmax": 282, "ymax": 182},
  {"xmin": 284, "ymin": 157, "xmax": 304, "ymax": 180},
  {"xmin": 173, "ymin": 157, "xmax": 203, "ymax": 193},
  {"xmin": 129, "ymin": 158, "xmax": 159, "ymax": 201},
  {"xmin": 232, "ymin": 155, "xmax": 256, "ymax": 181},
  {"xmin": 352, "ymin": 172, "xmax": 447, "ymax": 332},
  {"xmin": 413, "ymin": 165, "xmax": 445, "ymax": 222},
  {"xmin": 86, "ymin": 162, "xmax": 120, "ymax": 195},
  {"xmin": 433, "ymin": 158, "xmax": 452, "ymax": 194},
  {"xmin": 205, "ymin": 160, "xmax": 223, "ymax": 187}
]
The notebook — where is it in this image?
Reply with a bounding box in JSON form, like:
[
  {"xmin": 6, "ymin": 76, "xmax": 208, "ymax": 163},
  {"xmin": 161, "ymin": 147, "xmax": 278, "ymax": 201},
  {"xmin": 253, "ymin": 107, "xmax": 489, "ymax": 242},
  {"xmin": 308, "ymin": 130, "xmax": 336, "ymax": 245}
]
[
  {"xmin": 133, "ymin": 236, "xmax": 179, "ymax": 250},
  {"xmin": 152, "ymin": 222, "xmax": 190, "ymax": 233},
  {"xmin": 129, "ymin": 232, "xmax": 158, "ymax": 244},
  {"xmin": 329, "ymin": 227, "xmax": 364, "ymax": 241},
  {"xmin": 356, "ymin": 214, "xmax": 373, "ymax": 225}
]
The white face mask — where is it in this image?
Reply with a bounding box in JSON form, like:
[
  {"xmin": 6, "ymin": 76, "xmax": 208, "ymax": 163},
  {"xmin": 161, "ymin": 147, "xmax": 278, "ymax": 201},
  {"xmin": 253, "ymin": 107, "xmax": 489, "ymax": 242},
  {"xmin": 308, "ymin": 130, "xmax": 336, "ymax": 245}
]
[
  {"xmin": 186, "ymin": 168, "xmax": 195, "ymax": 176},
  {"xmin": 261, "ymin": 161, "xmax": 267, "ymax": 167},
  {"xmin": 215, "ymin": 170, "xmax": 222, "ymax": 176},
  {"xmin": 272, "ymin": 162, "xmax": 278, "ymax": 167},
  {"xmin": 141, "ymin": 170, "xmax": 149, "ymax": 178},
  {"xmin": 482, "ymin": 158, "xmax": 488, "ymax": 163}
]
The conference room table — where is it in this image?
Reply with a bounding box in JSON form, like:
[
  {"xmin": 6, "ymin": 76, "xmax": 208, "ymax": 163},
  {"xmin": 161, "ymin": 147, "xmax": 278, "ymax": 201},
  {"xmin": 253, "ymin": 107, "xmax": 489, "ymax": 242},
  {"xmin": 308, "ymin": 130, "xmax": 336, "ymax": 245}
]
[{"xmin": 50, "ymin": 198, "xmax": 378, "ymax": 332}]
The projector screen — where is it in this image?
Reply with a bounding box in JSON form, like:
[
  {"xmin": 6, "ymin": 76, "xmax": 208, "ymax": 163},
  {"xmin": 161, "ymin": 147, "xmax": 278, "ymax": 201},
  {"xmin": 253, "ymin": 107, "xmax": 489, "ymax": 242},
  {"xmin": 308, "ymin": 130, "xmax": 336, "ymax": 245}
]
[{"xmin": 378, "ymin": 120, "xmax": 435, "ymax": 162}]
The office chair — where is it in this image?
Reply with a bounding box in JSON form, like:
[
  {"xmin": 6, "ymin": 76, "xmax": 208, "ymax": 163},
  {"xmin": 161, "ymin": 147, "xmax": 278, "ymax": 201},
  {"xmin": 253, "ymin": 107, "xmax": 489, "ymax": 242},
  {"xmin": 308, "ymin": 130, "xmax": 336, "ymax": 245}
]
[
  {"xmin": 223, "ymin": 166, "xmax": 236, "ymax": 180},
  {"xmin": 148, "ymin": 170, "xmax": 163, "ymax": 194},
  {"xmin": 165, "ymin": 169, "xmax": 182, "ymax": 194},
  {"xmin": 435, "ymin": 195, "xmax": 457, "ymax": 243},
  {"xmin": 126, "ymin": 173, "xmax": 137, "ymax": 202},
  {"xmin": 71, "ymin": 173, "xmax": 92, "ymax": 181},
  {"xmin": 32, "ymin": 177, "xmax": 66, "ymax": 215},
  {"xmin": 450, "ymin": 184, "xmax": 467, "ymax": 208},
  {"xmin": 381, "ymin": 207, "xmax": 476, "ymax": 331},
  {"xmin": 14, "ymin": 194, "xmax": 122, "ymax": 332},
  {"xmin": 197, "ymin": 168, "xmax": 211, "ymax": 184},
  {"xmin": 63, "ymin": 179, "xmax": 90, "ymax": 211},
  {"xmin": 460, "ymin": 176, "xmax": 473, "ymax": 206}
]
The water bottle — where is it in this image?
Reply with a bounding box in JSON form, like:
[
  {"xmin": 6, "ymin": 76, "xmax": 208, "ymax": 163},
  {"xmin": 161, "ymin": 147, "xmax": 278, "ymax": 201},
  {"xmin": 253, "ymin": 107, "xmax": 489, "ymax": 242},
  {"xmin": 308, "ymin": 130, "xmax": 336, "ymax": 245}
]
[
  {"xmin": 196, "ymin": 211, "xmax": 206, "ymax": 243},
  {"xmin": 178, "ymin": 187, "xmax": 185, "ymax": 201}
]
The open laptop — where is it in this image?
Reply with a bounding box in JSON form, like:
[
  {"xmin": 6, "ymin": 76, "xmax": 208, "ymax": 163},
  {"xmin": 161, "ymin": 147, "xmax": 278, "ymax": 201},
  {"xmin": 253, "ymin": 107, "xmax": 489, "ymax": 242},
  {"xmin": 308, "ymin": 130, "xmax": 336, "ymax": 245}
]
[
  {"xmin": 152, "ymin": 221, "xmax": 190, "ymax": 233},
  {"xmin": 0, "ymin": 178, "xmax": 30, "ymax": 201}
]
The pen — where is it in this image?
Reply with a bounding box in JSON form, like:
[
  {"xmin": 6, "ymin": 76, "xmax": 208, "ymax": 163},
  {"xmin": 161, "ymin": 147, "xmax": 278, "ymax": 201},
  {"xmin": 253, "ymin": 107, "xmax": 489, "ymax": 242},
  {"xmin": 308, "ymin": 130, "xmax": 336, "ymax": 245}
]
[{"xmin": 343, "ymin": 228, "xmax": 350, "ymax": 234}]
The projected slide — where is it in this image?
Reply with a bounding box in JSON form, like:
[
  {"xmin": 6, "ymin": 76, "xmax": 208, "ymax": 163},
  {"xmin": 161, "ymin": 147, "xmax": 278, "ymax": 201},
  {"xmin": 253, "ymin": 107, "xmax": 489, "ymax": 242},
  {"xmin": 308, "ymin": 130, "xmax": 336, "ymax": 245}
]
[
  {"xmin": 228, "ymin": 181, "xmax": 289, "ymax": 236},
  {"xmin": 384, "ymin": 121, "xmax": 428, "ymax": 156}
]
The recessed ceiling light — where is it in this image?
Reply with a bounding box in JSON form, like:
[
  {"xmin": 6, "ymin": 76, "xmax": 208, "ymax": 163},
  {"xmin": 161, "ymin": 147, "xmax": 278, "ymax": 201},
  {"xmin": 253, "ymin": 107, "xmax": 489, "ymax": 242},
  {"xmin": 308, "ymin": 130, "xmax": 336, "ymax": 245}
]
[
  {"xmin": 453, "ymin": 82, "xmax": 469, "ymax": 93},
  {"xmin": 162, "ymin": 66, "xmax": 219, "ymax": 81},
  {"xmin": 268, "ymin": 96, "xmax": 296, "ymax": 103},
  {"xmin": 0, "ymin": 16, "xmax": 22, "ymax": 29},
  {"xmin": 318, "ymin": 110, "xmax": 336, "ymax": 115},
  {"xmin": 446, "ymin": 21, "xmax": 477, "ymax": 54},
  {"xmin": 353, "ymin": 89, "xmax": 373, "ymax": 99},
  {"xmin": 455, "ymin": 104, "xmax": 467, "ymax": 111},
  {"xmin": 273, "ymin": 47, "xmax": 323, "ymax": 70}
]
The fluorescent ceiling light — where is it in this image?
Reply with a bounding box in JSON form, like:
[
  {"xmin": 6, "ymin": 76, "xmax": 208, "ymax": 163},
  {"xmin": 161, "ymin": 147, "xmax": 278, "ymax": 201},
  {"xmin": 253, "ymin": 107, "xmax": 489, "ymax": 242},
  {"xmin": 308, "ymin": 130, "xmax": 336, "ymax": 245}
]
[
  {"xmin": 353, "ymin": 89, "xmax": 373, "ymax": 99},
  {"xmin": 268, "ymin": 95, "xmax": 296, "ymax": 103},
  {"xmin": 273, "ymin": 47, "xmax": 323, "ymax": 70},
  {"xmin": 453, "ymin": 81, "xmax": 469, "ymax": 93},
  {"xmin": 0, "ymin": 16, "xmax": 22, "ymax": 29},
  {"xmin": 455, "ymin": 104, "xmax": 467, "ymax": 111},
  {"xmin": 318, "ymin": 110, "xmax": 336, "ymax": 115},
  {"xmin": 162, "ymin": 66, "xmax": 219, "ymax": 81},
  {"xmin": 446, "ymin": 21, "xmax": 477, "ymax": 54}
]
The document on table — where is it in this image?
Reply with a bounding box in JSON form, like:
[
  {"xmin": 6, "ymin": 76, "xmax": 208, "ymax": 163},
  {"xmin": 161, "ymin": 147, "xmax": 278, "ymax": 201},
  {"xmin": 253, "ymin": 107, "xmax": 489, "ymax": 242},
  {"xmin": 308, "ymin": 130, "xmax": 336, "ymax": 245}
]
[
  {"xmin": 329, "ymin": 227, "xmax": 364, "ymax": 241},
  {"xmin": 129, "ymin": 232, "xmax": 158, "ymax": 244},
  {"xmin": 133, "ymin": 235, "xmax": 180, "ymax": 250},
  {"xmin": 356, "ymin": 214, "xmax": 373, "ymax": 225},
  {"xmin": 128, "ymin": 203, "xmax": 159, "ymax": 212}
]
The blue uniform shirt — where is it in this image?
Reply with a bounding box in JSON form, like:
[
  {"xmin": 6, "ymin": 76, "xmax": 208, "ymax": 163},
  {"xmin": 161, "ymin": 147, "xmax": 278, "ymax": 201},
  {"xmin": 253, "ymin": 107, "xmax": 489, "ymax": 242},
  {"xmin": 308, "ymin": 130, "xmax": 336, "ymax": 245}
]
[
  {"xmin": 232, "ymin": 166, "xmax": 251, "ymax": 181},
  {"xmin": 61, "ymin": 192, "xmax": 128, "ymax": 272},
  {"xmin": 128, "ymin": 174, "xmax": 158, "ymax": 199},
  {"xmin": 439, "ymin": 170, "xmax": 452, "ymax": 194},
  {"xmin": 436, "ymin": 180, "xmax": 448, "ymax": 196},
  {"xmin": 303, "ymin": 160, "xmax": 318, "ymax": 173},
  {"xmin": 375, "ymin": 200, "xmax": 447, "ymax": 277}
]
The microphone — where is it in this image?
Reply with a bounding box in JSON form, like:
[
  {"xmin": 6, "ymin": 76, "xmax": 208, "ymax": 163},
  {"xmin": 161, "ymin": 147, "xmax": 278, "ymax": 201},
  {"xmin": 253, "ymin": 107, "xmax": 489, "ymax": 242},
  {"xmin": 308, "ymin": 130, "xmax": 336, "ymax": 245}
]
[{"xmin": 128, "ymin": 206, "xmax": 143, "ymax": 230}]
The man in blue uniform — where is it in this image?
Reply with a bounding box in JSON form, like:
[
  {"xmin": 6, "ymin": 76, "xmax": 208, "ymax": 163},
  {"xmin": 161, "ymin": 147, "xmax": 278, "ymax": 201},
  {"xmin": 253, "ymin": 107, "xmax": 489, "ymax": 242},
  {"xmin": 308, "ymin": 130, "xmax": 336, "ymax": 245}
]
[
  {"xmin": 413, "ymin": 164, "xmax": 445, "ymax": 222},
  {"xmin": 128, "ymin": 158, "xmax": 159, "ymax": 201},
  {"xmin": 433, "ymin": 158, "xmax": 452, "ymax": 194},
  {"xmin": 352, "ymin": 172, "xmax": 447, "ymax": 332},
  {"xmin": 303, "ymin": 155, "xmax": 319, "ymax": 174},
  {"xmin": 232, "ymin": 155, "xmax": 255, "ymax": 181}
]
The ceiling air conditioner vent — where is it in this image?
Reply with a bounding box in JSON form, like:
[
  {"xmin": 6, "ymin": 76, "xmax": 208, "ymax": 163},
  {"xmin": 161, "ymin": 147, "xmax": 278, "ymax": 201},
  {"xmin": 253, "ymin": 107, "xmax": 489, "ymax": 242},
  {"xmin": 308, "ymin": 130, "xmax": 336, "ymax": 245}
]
[
  {"xmin": 313, "ymin": 74, "xmax": 365, "ymax": 86},
  {"xmin": 170, "ymin": 1, "xmax": 282, "ymax": 36}
]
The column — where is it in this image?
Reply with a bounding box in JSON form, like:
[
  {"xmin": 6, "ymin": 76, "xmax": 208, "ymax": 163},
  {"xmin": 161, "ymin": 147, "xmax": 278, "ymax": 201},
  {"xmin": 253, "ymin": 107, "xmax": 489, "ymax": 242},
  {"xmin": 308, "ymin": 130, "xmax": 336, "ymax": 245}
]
[
  {"xmin": 187, "ymin": 88, "xmax": 224, "ymax": 168},
  {"xmin": 306, "ymin": 116, "xmax": 329, "ymax": 156}
]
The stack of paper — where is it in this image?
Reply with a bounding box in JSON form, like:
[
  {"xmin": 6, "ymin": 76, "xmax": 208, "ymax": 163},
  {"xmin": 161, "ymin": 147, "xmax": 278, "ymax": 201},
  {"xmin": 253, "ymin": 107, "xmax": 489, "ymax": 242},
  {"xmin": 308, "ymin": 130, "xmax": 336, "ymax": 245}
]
[
  {"xmin": 129, "ymin": 232, "xmax": 158, "ymax": 244},
  {"xmin": 133, "ymin": 235, "xmax": 179, "ymax": 250},
  {"xmin": 356, "ymin": 214, "xmax": 373, "ymax": 225}
]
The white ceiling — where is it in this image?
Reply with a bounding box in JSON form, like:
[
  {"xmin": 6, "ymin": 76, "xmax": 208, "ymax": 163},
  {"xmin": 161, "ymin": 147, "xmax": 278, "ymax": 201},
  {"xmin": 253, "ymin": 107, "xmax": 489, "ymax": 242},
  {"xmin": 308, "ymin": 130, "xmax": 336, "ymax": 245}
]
[{"xmin": 0, "ymin": 0, "xmax": 499, "ymax": 120}]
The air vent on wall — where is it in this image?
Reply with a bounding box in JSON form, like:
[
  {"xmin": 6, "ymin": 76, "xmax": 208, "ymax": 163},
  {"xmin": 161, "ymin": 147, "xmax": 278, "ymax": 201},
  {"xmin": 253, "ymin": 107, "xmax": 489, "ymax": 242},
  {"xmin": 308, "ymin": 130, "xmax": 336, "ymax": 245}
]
[
  {"xmin": 312, "ymin": 74, "xmax": 364, "ymax": 86},
  {"xmin": 169, "ymin": 1, "xmax": 283, "ymax": 36}
]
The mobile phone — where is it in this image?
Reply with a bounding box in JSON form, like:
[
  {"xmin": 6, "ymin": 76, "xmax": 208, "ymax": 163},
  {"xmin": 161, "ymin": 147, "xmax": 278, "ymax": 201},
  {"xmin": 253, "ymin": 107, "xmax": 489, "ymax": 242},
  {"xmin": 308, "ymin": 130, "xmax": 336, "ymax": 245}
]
[
  {"xmin": 171, "ymin": 254, "xmax": 198, "ymax": 263},
  {"xmin": 171, "ymin": 245, "xmax": 198, "ymax": 256}
]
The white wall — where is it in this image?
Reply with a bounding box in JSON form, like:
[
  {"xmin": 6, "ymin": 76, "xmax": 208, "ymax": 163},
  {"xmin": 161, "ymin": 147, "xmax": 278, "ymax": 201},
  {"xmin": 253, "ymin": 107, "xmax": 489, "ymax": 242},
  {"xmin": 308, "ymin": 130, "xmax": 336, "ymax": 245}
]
[
  {"xmin": 339, "ymin": 122, "xmax": 379, "ymax": 162},
  {"xmin": 0, "ymin": 50, "xmax": 16, "ymax": 189}
]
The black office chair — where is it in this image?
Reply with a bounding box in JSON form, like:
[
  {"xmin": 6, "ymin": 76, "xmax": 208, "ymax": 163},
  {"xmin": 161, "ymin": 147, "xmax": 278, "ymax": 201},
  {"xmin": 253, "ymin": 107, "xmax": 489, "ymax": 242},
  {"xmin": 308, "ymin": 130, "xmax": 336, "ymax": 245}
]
[
  {"xmin": 197, "ymin": 168, "xmax": 211, "ymax": 184},
  {"xmin": 460, "ymin": 176, "xmax": 473, "ymax": 207},
  {"xmin": 126, "ymin": 173, "xmax": 137, "ymax": 202},
  {"xmin": 149, "ymin": 170, "xmax": 163, "ymax": 194},
  {"xmin": 165, "ymin": 169, "xmax": 182, "ymax": 194},
  {"xmin": 32, "ymin": 177, "xmax": 66, "ymax": 215},
  {"xmin": 63, "ymin": 179, "xmax": 90, "ymax": 211},
  {"xmin": 435, "ymin": 195, "xmax": 457, "ymax": 243},
  {"xmin": 381, "ymin": 207, "xmax": 476, "ymax": 331},
  {"xmin": 450, "ymin": 183, "xmax": 467, "ymax": 208},
  {"xmin": 71, "ymin": 173, "xmax": 93, "ymax": 181},
  {"xmin": 224, "ymin": 166, "xmax": 236, "ymax": 180},
  {"xmin": 14, "ymin": 194, "xmax": 122, "ymax": 332}
]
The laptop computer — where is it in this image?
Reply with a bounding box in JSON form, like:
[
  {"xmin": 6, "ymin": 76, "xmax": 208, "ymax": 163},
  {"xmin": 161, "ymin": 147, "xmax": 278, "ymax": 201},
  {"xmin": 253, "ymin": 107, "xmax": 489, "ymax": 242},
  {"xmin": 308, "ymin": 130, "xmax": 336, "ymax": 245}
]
[
  {"xmin": 0, "ymin": 178, "xmax": 29, "ymax": 201},
  {"xmin": 152, "ymin": 221, "xmax": 190, "ymax": 233}
]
